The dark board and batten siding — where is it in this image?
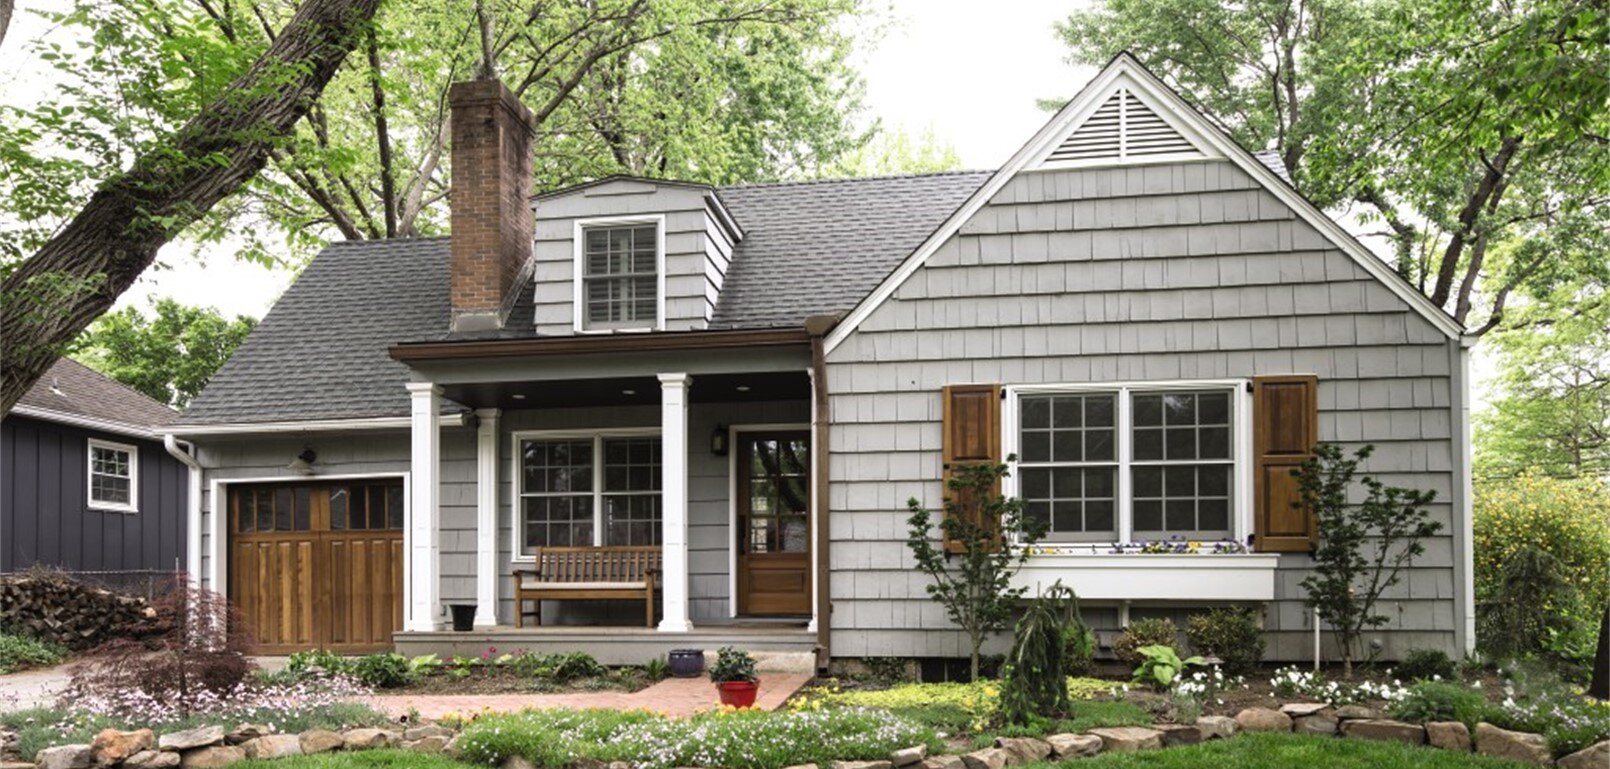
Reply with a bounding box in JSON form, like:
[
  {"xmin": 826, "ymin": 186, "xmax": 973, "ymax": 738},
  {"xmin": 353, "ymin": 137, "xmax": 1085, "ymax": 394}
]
[
  {"xmin": 0, "ymin": 415, "xmax": 189, "ymax": 578},
  {"xmin": 823, "ymin": 160, "xmax": 1463, "ymax": 661}
]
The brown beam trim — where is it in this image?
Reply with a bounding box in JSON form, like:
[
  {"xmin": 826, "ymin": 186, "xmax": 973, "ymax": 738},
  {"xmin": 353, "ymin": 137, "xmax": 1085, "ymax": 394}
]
[
  {"xmin": 388, "ymin": 327, "xmax": 811, "ymax": 362},
  {"xmin": 807, "ymin": 314, "xmax": 837, "ymax": 672}
]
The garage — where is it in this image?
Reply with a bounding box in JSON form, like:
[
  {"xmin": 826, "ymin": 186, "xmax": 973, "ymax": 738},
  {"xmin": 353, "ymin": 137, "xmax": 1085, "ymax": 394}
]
[{"xmin": 227, "ymin": 479, "xmax": 404, "ymax": 654}]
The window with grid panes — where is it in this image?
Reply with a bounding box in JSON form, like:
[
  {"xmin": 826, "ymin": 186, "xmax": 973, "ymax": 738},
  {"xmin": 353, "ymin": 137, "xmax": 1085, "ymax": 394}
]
[
  {"xmin": 581, "ymin": 224, "xmax": 657, "ymax": 328},
  {"xmin": 518, "ymin": 433, "xmax": 663, "ymax": 555}
]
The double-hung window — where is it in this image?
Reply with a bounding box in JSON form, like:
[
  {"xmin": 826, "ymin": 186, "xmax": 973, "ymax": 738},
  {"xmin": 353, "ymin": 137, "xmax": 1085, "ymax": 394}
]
[
  {"xmin": 579, "ymin": 221, "xmax": 660, "ymax": 330},
  {"xmin": 517, "ymin": 432, "xmax": 662, "ymax": 556},
  {"xmin": 1013, "ymin": 383, "xmax": 1242, "ymax": 544},
  {"xmin": 87, "ymin": 438, "xmax": 138, "ymax": 512}
]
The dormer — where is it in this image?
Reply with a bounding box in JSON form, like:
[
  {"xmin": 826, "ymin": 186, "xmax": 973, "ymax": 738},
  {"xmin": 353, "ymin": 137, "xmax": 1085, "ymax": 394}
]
[{"xmin": 528, "ymin": 178, "xmax": 742, "ymax": 335}]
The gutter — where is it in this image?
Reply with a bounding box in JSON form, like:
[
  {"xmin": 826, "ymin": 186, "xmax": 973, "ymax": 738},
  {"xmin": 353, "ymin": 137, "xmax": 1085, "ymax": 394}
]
[
  {"xmin": 805, "ymin": 313, "xmax": 840, "ymax": 672},
  {"xmin": 388, "ymin": 327, "xmax": 811, "ymax": 362},
  {"xmin": 163, "ymin": 434, "xmax": 204, "ymax": 586},
  {"xmin": 10, "ymin": 405, "xmax": 160, "ymax": 439}
]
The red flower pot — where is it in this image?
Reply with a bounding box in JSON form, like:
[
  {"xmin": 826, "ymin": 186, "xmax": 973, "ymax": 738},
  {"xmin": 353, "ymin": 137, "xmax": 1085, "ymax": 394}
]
[{"xmin": 716, "ymin": 680, "xmax": 759, "ymax": 708}]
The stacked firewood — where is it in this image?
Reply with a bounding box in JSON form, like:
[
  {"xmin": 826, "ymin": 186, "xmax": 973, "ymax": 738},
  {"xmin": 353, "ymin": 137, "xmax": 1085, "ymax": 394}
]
[{"xmin": 0, "ymin": 572, "xmax": 158, "ymax": 649}]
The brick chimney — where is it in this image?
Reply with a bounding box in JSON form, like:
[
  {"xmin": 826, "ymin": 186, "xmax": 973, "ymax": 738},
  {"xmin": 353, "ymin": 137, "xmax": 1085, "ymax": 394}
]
[{"xmin": 448, "ymin": 78, "xmax": 535, "ymax": 332}]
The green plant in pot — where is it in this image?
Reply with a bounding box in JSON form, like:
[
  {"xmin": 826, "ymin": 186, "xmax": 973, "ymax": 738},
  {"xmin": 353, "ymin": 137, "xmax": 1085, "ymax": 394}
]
[{"xmin": 710, "ymin": 646, "xmax": 760, "ymax": 707}]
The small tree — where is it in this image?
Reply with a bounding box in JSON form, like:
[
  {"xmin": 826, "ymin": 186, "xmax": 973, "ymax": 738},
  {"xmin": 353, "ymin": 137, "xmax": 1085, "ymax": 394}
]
[
  {"xmin": 1000, "ymin": 582, "xmax": 1084, "ymax": 725},
  {"xmin": 1296, "ymin": 444, "xmax": 1441, "ymax": 677},
  {"xmin": 906, "ymin": 457, "xmax": 1046, "ymax": 681}
]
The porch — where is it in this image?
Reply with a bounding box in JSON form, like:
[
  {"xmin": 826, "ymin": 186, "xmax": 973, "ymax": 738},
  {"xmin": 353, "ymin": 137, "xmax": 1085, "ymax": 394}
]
[{"xmin": 389, "ymin": 328, "xmax": 828, "ymax": 650}]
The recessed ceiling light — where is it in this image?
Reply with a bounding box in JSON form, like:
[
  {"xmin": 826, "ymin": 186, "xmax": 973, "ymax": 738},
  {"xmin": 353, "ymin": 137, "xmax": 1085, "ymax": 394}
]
[
  {"xmin": 735, "ymin": 385, "xmax": 751, "ymax": 392},
  {"xmin": 622, "ymin": 389, "xmax": 637, "ymax": 396},
  {"xmin": 511, "ymin": 394, "xmax": 526, "ymax": 400}
]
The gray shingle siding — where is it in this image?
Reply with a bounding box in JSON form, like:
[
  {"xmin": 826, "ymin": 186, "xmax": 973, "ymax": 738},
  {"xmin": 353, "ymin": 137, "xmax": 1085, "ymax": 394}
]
[{"xmin": 824, "ymin": 160, "xmax": 1464, "ymax": 661}]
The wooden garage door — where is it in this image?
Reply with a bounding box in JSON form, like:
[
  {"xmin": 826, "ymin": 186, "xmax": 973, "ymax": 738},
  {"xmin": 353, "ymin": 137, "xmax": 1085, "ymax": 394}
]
[{"xmin": 229, "ymin": 480, "xmax": 404, "ymax": 654}]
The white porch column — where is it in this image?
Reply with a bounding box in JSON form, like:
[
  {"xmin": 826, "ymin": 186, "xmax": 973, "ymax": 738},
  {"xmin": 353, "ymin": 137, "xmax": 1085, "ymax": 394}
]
[
  {"xmin": 657, "ymin": 373, "xmax": 693, "ymax": 632},
  {"xmin": 473, "ymin": 408, "xmax": 501, "ymax": 628},
  {"xmin": 405, "ymin": 382, "xmax": 442, "ymax": 632}
]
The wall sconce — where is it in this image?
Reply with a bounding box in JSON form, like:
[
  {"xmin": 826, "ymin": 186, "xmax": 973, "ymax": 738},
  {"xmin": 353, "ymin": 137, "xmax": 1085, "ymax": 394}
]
[
  {"xmin": 288, "ymin": 448, "xmax": 317, "ymax": 476},
  {"xmin": 710, "ymin": 424, "xmax": 729, "ymax": 457}
]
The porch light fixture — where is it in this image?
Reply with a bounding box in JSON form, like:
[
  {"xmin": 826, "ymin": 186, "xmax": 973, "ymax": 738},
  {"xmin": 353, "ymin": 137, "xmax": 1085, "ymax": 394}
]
[
  {"xmin": 735, "ymin": 385, "xmax": 751, "ymax": 393},
  {"xmin": 711, "ymin": 424, "xmax": 729, "ymax": 456},
  {"xmin": 287, "ymin": 448, "xmax": 317, "ymax": 476},
  {"xmin": 512, "ymin": 393, "xmax": 526, "ymax": 400},
  {"xmin": 622, "ymin": 388, "xmax": 637, "ymax": 396}
]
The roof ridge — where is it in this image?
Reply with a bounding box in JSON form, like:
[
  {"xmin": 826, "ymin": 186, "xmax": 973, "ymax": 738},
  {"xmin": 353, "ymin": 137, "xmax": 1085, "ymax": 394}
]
[
  {"xmin": 719, "ymin": 168, "xmax": 994, "ymax": 191},
  {"xmin": 324, "ymin": 235, "xmax": 450, "ymax": 248}
]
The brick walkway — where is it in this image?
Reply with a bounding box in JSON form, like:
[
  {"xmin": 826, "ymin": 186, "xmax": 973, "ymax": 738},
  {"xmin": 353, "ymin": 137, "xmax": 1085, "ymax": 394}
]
[{"xmin": 368, "ymin": 672, "xmax": 812, "ymax": 720}]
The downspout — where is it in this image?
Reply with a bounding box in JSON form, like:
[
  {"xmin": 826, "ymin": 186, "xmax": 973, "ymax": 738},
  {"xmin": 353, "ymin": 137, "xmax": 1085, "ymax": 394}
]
[
  {"xmin": 805, "ymin": 314, "xmax": 839, "ymax": 673},
  {"xmin": 1451, "ymin": 335, "xmax": 1477, "ymax": 657},
  {"xmin": 163, "ymin": 434, "xmax": 204, "ymax": 586}
]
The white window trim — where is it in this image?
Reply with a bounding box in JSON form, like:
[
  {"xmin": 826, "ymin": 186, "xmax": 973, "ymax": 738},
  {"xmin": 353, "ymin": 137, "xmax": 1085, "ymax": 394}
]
[
  {"xmin": 510, "ymin": 427, "xmax": 661, "ymax": 561},
  {"xmin": 1002, "ymin": 379, "xmax": 1254, "ymax": 553},
  {"xmin": 86, "ymin": 438, "xmax": 139, "ymax": 513},
  {"xmin": 571, "ymin": 214, "xmax": 667, "ymax": 334}
]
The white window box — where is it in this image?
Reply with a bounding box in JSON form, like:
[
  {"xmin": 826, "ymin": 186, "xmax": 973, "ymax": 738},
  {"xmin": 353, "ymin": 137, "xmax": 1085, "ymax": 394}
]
[{"xmin": 1010, "ymin": 552, "xmax": 1280, "ymax": 602}]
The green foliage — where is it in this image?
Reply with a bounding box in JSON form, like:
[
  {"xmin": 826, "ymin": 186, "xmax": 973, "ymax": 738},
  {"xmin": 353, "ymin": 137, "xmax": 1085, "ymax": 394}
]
[
  {"xmin": 905, "ymin": 458, "xmax": 1046, "ymax": 681},
  {"xmin": 709, "ymin": 646, "xmax": 757, "ymax": 684},
  {"xmin": 643, "ymin": 657, "xmax": 670, "ymax": 681},
  {"xmin": 70, "ymin": 299, "xmax": 255, "ymax": 408},
  {"xmin": 232, "ymin": 749, "xmax": 470, "ymax": 769},
  {"xmin": 1185, "ymin": 607, "xmax": 1265, "ymax": 675},
  {"xmin": 455, "ymin": 707, "xmax": 937, "ymax": 769},
  {"xmin": 0, "ymin": 631, "xmax": 67, "ymax": 674},
  {"xmin": 821, "ymin": 125, "xmax": 962, "ymax": 178},
  {"xmin": 1485, "ymin": 663, "xmax": 1610, "ymax": 756},
  {"xmin": 1112, "ymin": 618, "xmax": 1178, "ymax": 667},
  {"xmin": 1296, "ymin": 444, "xmax": 1441, "ymax": 675},
  {"xmin": 1022, "ymin": 730, "xmax": 1555, "ymax": 768},
  {"xmin": 1, "ymin": 701, "xmax": 390, "ymax": 762},
  {"xmin": 1387, "ymin": 680, "xmax": 1487, "ymax": 727},
  {"xmin": 1130, "ymin": 646, "xmax": 1205, "ymax": 691},
  {"xmin": 1000, "ymin": 584, "xmax": 1083, "ymax": 724},
  {"xmin": 1474, "ymin": 474, "xmax": 1610, "ymax": 672},
  {"xmin": 352, "ymin": 653, "xmax": 413, "ymax": 689},
  {"xmin": 1395, "ymin": 649, "xmax": 1457, "ymax": 683},
  {"xmin": 286, "ymin": 649, "xmax": 356, "ymax": 677},
  {"xmin": 857, "ymin": 657, "xmax": 914, "ymax": 685}
]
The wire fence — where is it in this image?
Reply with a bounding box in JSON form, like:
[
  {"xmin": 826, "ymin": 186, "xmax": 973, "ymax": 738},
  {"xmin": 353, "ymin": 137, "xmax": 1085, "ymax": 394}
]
[{"xmin": 0, "ymin": 568, "xmax": 181, "ymax": 601}]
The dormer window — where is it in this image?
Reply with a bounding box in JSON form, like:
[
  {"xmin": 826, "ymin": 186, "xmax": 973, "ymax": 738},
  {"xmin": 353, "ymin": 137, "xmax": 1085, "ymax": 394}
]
[{"xmin": 575, "ymin": 216, "xmax": 663, "ymax": 331}]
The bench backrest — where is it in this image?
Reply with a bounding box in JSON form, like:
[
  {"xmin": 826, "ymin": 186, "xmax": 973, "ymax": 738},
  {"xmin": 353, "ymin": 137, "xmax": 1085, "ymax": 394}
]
[{"xmin": 534, "ymin": 546, "xmax": 661, "ymax": 583}]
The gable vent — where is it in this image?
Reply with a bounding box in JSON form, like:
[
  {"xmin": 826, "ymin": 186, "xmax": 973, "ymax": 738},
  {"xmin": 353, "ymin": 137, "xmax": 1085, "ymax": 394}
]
[{"xmin": 1043, "ymin": 87, "xmax": 1200, "ymax": 165}]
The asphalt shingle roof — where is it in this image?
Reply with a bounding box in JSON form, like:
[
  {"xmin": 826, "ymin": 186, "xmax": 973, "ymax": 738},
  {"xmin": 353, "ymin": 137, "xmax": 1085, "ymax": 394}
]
[
  {"xmin": 178, "ymin": 171, "xmax": 990, "ymax": 425},
  {"xmin": 17, "ymin": 357, "xmax": 179, "ymax": 430}
]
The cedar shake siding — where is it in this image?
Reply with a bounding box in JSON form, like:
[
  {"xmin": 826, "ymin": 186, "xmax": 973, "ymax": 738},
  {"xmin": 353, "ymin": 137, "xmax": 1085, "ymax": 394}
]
[{"xmin": 823, "ymin": 161, "xmax": 1464, "ymax": 661}]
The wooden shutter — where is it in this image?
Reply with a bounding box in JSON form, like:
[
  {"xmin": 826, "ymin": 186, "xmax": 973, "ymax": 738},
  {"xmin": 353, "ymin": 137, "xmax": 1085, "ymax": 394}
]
[
  {"xmin": 1252, "ymin": 375, "xmax": 1319, "ymax": 552},
  {"xmin": 941, "ymin": 384, "xmax": 1002, "ymax": 553}
]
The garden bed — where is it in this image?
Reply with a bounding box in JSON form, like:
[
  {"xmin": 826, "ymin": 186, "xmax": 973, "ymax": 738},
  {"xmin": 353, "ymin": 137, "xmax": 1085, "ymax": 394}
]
[{"xmin": 277, "ymin": 649, "xmax": 656, "ymax": 696}]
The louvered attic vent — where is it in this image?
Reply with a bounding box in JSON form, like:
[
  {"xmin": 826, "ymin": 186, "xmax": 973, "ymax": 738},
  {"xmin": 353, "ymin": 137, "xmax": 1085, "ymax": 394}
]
[{"xmin": 1043, "ymin": 87, "xmax": 1201, "ymax": 165}]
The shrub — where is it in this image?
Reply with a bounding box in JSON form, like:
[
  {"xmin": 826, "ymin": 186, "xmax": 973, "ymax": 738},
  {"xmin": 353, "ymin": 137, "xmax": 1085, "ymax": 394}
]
[
  {"xmin": 353, "ymin": 653, "xmax": 413, "ymax": 688},
  {"xmin": 1388, "ymin": 680, "xmax": 1487, "ymax": 727},
  {"xmin": 1395, "ymin": 648, "xmax": 1457, "ymax": 682},
  {"xmin": 1001, "ymin": 584, "xmax": 1084, "ymax": 724},
  {"xmin": 1475, "ymin": 475, "xmax": 1610, "ymax": 670},
  {"xmin": 456, "ymin": 707, "xmax": 936, "ymax": 769},
  {"xmin": 0, "ymin": 631, "xmax": 67, "ymax": 674},
  {"xmin": 643, "ymin": 657, "xmax": 669, "ymax": 681},
  {"xmin": 710, "ymin": 647, "xmax": 757, "ymax": 684},
  {"xmin": 504, "ymin": 651, "xmax": 604, "ymax": 681},
  {"xmin": 1113, "ymin": 618, "xmax": 1177, "ymax": 667},
  {"xmin": 1130, "ymin": 645, "xmax": 1204, "ymax": 691},
  {"xmin": 1485, "ymin": 662, "xmax": 1610, "ymax": 756},
  {"xmin": 1185, "ymin": 607, "xmax": 1265, "ymax": 675}
]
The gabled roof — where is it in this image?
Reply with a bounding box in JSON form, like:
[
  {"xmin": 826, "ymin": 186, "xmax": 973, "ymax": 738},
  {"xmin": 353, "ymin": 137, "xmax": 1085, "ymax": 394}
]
[
  {"xmin": 820, "ymin": 52, "xmax": 1464, "ymax": 353},
  {"xmin": 12, "ymin": 357, "xmax": 178, "ymax": 435}
]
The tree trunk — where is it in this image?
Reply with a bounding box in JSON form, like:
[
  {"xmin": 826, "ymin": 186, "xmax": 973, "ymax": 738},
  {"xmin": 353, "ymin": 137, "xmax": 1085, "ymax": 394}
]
[
  {"xmin": 970, "ymin": 634, "xmax": 983, "ymax": 682},
  {"xmin": 0, "ymin": 0, "xmax": 382, "ymax": 416}
]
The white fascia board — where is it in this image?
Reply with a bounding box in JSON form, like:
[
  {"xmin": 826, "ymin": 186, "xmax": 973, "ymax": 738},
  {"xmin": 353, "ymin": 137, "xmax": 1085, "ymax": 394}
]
[{"xmin": 10, "ymin": 405, "xmax": 160, "ymax": 439}]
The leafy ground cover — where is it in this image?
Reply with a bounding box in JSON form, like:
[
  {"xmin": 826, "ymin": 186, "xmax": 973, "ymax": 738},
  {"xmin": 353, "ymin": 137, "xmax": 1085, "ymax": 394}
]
[
  {"xmin": 275, "ymin": 649, "xmax": 655, "ymax": 695},
  {"xmin": 0, "ymin": 631, "xmax": 67, "ymax": 674},
  {"xmin": 1021, "ymin": 732, "xmax": 1549, "ymax": 769},
  {"xmin": 0, "ymin": 701, "xmax": 391, "ymax": 761}
]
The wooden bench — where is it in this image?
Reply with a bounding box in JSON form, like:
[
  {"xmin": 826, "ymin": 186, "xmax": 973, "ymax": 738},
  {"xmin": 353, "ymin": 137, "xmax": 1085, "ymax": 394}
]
[{"xmin": 513, "ymin": 546, "xmax": 661, "ymax": 628}]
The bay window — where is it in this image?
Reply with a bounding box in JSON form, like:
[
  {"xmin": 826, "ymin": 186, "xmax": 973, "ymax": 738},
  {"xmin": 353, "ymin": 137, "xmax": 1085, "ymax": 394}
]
[
  {"xmin": 1010, "ymin": 382, "xmax": 1246, "ymax": 545},
  {"xmin": 517, "ymin": 431, "xmax": 661, "ymax": 556}
]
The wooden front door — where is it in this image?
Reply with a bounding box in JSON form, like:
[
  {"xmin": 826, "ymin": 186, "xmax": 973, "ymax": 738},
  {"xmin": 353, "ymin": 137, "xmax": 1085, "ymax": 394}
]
[
  {"xmin": 229, "ymin": 480, "xmax": 404, "ymax": 654},
  {"xmin": 736, "ymin": 432, "xmax": 811, "ymax": 616}
]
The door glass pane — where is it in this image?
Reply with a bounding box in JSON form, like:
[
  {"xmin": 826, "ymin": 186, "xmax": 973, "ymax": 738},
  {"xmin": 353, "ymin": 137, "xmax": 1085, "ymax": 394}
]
[
  {"xmin": 386, "ymin": 484, "xmax": 404, "ymax": 529},
  {"xmin": 330, "ymin": 487, "xmax": 348, "ymax": 531},
  {"xmin": 256, "ymin": 488, "xmax": 273, "ymax": 531}
]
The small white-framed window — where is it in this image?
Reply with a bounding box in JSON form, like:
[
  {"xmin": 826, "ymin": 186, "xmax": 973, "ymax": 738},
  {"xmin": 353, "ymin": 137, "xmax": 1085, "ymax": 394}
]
[
  {"xmin": 515, "ymin": 430, "xmax": 662, "ymax": 557},
  {"xmin": 87, "ymin": 438, "xmax": 138, "ymax": 513},
  {"xmin": 1007, "ymin": 381, "xmax": 1249, "ymax": 546},
  {"xmin": 573, "ymin": 216, "xmax": 664, "ymax": 332}
]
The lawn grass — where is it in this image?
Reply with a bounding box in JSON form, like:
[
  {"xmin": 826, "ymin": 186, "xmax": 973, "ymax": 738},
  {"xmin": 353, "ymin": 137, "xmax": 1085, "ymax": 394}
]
[{"xmin": 1022, "ymin": 732, "xmax": 1536, "ymax": 769}]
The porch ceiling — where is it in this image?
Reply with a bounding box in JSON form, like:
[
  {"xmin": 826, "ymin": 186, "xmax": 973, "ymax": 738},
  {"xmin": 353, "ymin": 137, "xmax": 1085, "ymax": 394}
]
[{"xmin": 443, "ymin": 370, "xmax": 810, "ymax": 410}]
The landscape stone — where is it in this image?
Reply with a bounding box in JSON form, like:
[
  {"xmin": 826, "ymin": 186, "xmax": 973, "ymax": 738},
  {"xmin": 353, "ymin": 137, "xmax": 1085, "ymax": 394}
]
[
  {"xmin": 993, "ymin": 738, "xmax": 1050, "ymax": 763},
  {"xmin": 341, "ymin": 729, "xmax": 395, "ymax": 750},
  {"xmin": 607, "ymin": 762, "xmax": 632, "ymax": 769},
  {"xmin": 1341, "ymin": 719, "xmax": 1426, "ymax": 745},
  {"xmin": 1557, "ymin": 740, "xmax": 1609, "ymax": 769},
  {"xmin": 919, "ymin": 755, "xmax": 965, "ymax": 769},
  {"xmin": 1194, "ymin": 716, "xmax": 1238, "ymax": 740},
  {"xmin": 1087, "ymin": 727, "xmax": 1163, "ymax": 753},
  {"xmin": 890, "ymin": 746, "xmax": 928, "ymax": 766},
  {"xmin": 1334, "ymin": 705, "xmax": 1381, "ymax": 721},
  {"xmin": 92, "ymin": 729, "xmax": 155, "ymax": 765},
  {"xmin": 1044, "ymin": 734, "xmax": 1102, "ymax": 759},
  {"xmin": 297, "ymin": 731, "xmax": 344, "ymax": 755},
  {"xmin": 1, "ymin": 762, "xmax": 37, "ymax": 769},
  {"xmin": 831, "ymin": 762, "xmax": 891, "ymax": 769},
  {"xmin": 159, "ymin": 728, "xmax": 224, "ymax": 753},
  {"xmin": 444, "ymin": 735, "xmax": 466, "ymax": 758},
  {"xmin": 1474, "ymin": 723, "xmax": 1552, "ymax": 766},
  {"xmin": 1426, "ymin": 722, "xmax": 1472, "ymax": 752},
  {"xmin": 1279, "ymin": 703, "xmax": 1329, "ymax": 718},
  {"xmin": 404, "ymin": 738, "xmax": 450, "ymax": 754},
  {"xmin": 500, "ymin": 756, "xmax": 536, "ymax": 769},
  {"xmin": 780, "ymin": 765, "xmax": 816, "ymax": 769},
  {"xmin": 569, "ymin": 758, "xmax": 607, "ymax": 769},
  {"xmin": 959, "ymin": 748, "xmax": 1010, "ymax": 769},
  {"xmin": 243, "ymin": 736, "xmax": 302, "ymax": 760},
  {"xmin": 1234, "ymin": 708, "xmax": 1292, "ymax": 732},
  {"xmin": 35, "ymin": 746, "xmax": 92, "ymax": 769},
  {"xmin": 403, "ymin": 726, "xmax": 454, "ymax": 742},
  {"xmin": 123, "ymin": 751, "xmax": 179, "ymax": 769},
  {"xmin": 178, "ymin": 746, "xmax": 245, "ymax": 769},
  {"xmin": 1153, "ymin": 725, "xmax": 1201, "ymax": 747},
  {"xmin": 224, "ymin": 726, "xmax": 270, "ymax": 746},
  {"xmin": 1293, "ymin": 715, "xmax": 1339, "ymax": 736}
]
